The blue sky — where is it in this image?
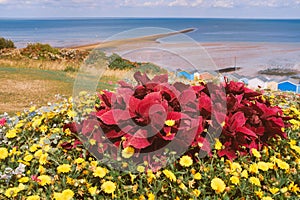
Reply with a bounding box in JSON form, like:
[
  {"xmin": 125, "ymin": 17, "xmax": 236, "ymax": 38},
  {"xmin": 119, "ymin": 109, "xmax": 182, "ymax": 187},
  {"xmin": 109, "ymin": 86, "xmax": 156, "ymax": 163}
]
[{"xmin": 0, "ymin": 0, "xmax": 300, "ymax": 18}]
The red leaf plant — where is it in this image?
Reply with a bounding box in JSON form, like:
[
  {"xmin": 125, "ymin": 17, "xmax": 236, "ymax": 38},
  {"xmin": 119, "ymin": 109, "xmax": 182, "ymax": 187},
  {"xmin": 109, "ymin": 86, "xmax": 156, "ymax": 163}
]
[{"xmin": 65, "ymin": 72, "xmax": 288, "ymax": 168}]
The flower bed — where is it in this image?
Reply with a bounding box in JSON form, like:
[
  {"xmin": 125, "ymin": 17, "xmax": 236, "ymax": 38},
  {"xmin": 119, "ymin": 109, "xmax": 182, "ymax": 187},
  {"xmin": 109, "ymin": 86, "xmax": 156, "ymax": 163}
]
[{"xmin": 0, "ymin": 73, "xmax": 299, "ymax": 200}]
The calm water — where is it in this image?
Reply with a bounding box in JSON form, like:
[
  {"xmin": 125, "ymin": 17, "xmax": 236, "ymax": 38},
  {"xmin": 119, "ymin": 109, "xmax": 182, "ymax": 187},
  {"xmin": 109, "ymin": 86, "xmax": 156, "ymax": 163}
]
[{"xmin": 1, "ymin": 18, "xmax": 300, "ymax": 48}]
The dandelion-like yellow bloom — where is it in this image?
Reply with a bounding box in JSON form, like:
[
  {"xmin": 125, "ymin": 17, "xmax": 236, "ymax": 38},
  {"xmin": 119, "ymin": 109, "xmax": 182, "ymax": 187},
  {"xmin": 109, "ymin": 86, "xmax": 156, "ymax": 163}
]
[
  {"xmin": 165, "ymin": 119, "xmax": 175, "ymax": 126},
  {"xmin": 53, "ymin": 189, "xmax": 74, "ymax": 200},
  {"xmin": 101, "ymin": 181, "xmax": 116, "ymax": 194},
  {"xmin": 122, "ymin": 146, "xmax": 135, "ymax": 158},
  {"xmin": 255, "ymin": 190, "xmax": 263, "ymax": 198},
  {"xmin": 257, "ymin": 162, "xmax": 270, "ymax": 171},
  {"xmin": 26, "ymin": 195, "xmax": 40, "ymax": 200},
  {"xmin": 18, "ymin": 177, "xmax": 30, "ymax": 183},
  {"xmin": 269, "ymin": 187, "xmax": 279, "ymax": 194},
  {"xmin": 75, "ymin": 158, "xmax": 85, "ymax": 164},
  {"xmin": 163, "ymin": 169, "xmax": 176, "ymax": 182},
  {"xmin": 276, "ymin": 159, "xmax": 290, "ymax": 170},
  {"xmin": 39, "ymin": 153, "xmax": 48, "ymax": 165},
  {"xmin": 38, "ymin": 175, "xmax": 52, "ymax": 186},
  {"xmin": 192, "ymin": 189, "xmax": 201, "ymax": 197},
  {"xmin": 24, "ymin": 154, "xmax": 33, "ymax": 162},
  {"xmin": 57, "ymin": 164, "xmax": 71, "ymax": 173},
  {"xmin": 249, "ymin": 163, "xmax": 259, "ymax": 174},
  {"xmin": 29, "ymin": 144, "xmax": 40, "ymax": 152},
  {"xmin": 211, "ymin": 177, "xmax": 226, "ymax": 194},
  {"xmin": 249, "ymin": 177, "xmax": 261, "ymax": 187},
  {"xmin": 193, "ymin": 172, "xmax": 202, "ymax": 180},
  {"xmin": 230, "ymin": 162, "xmax": 242, "ymax": 173},
  {"xmin": 5, "ymin": 187, "xmax": 20, "ymax": 198},
  {"xmin": 0, "ymin": 147, "xmax": 8, "ymax": 160},
  {"xmin": 261, "ymin": 197, "xmax": 273, "ymax": 200},
  {"xmin": 230, "ymin": 176, "xmax": 240, "ymax": 185},
  {"xmin": 137, "ymin": 166, "xmax": 145, "ymax": 173},
  {"xmin": 179, "ymin": 155, "xmax": 193, "ymax": 167},
  {"xmin": 214, "ymin": 139, "xmax": 223, "ymax": 150},
  {"xmin": 6, "ymin": 129, "xmax": 18, "ymax": 139},
  {"xmin": 93, "ymin": 167, "xmax": 108, "ymax": 178},
  {"xmin": 241, "ymin": 170, "xmax": 248, "ymax": 178},
  {"xmin": 148, "ymin": 193, "xmax": 155, "ymax": 200},
  {"xmin": 288, "ymin": 182, "xmax": 300, "ymax": 193},
  {"xmin": 251, "ymin": 148, "xmax": 261, "ymax": 158},
  {"xmin": 88, "ymin": 186, "xmax": 97, "ymax": 196}
]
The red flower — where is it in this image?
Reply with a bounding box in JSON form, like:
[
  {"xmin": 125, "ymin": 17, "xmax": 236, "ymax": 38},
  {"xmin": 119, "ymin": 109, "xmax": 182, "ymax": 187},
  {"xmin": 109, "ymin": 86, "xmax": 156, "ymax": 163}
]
[{"xmin": 0, "ymin": 117, "xmax": 6, "ymax": 126}]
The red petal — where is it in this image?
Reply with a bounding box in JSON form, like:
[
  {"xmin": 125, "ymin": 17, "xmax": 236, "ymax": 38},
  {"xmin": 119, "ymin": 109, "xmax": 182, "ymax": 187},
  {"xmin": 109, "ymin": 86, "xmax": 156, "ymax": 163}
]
[{"xmin": 123, "ymin": 130, "xmax": 151, "ymax": 149}]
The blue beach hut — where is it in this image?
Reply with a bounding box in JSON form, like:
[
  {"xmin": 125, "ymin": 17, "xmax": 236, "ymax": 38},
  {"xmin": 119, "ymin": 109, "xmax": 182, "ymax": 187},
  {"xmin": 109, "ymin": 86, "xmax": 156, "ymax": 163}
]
[
  {"xmin": 278, "ymin": 79, "xmax": 299, "ymax": 93},
  {"xmin": 177, "ymin": 71, "xmax": 194, "ymax": 80}
]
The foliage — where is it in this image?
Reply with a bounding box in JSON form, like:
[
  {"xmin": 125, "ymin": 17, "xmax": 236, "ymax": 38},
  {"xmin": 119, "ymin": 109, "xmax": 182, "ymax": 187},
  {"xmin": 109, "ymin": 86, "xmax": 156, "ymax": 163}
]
[
  {"xmin": 108, "ymin": 53, "xmax": 138, "ymax": 70},
  {"xmin": 0, "ymin": 76, "xmax": 299, "ymax": 199},
  {"xmin": 0, "ymin": 37, "xmax": 15, "ymax": 50},
  {"xmin": 20, "ymin": 43, "xmax": 60, "ymax": 60}
]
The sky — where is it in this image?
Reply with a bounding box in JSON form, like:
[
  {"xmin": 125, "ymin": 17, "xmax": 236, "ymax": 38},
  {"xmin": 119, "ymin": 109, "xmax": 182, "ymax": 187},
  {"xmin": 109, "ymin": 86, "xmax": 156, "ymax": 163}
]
[{"xmin": 0, "ymin": 0, "xmax": 300, "ymax": 18}]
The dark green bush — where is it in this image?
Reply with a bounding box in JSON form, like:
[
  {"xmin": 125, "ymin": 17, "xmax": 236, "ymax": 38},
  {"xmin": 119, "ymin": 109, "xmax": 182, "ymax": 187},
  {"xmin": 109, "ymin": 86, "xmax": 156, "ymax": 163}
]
[
  {"xmin": 0, "ymin": 37, "xmax": 15, "ymax": 50},
  {"xmin": 108, "ymin": 53, "xmax": 136, "ymax": 70},
  {"xmin": 21, "ymin": 43, "xmax": 60, "ymax": 60}
]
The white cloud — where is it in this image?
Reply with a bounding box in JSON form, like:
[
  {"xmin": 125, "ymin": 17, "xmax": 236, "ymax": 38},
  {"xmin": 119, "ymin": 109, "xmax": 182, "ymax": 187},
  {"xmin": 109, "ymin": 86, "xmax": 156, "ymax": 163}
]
[
  {"xmin": 0, "ymin": 0, "xmax": 7, "ymax": 3},
  {"xmin": 168, "ymin": 0, "xmax": 188, "ymax": 7},
  {"xmin": 211, "ymin": 0, "xmax": 234, "ymax": 8}
]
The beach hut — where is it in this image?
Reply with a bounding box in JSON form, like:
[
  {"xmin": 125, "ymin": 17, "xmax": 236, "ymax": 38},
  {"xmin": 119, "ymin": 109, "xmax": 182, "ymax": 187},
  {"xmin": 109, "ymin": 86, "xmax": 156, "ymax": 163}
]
[
  {"xmin": 247, "ymin": 76, "xmax": 268, "ymax": 89},
  {"xmin": 278, "ymin": 79, "xmax": 299, "ymax": 93},
  {"xmin": 177, "ymin": 71, "xmax": 194, "ymax": 80},
  {"xmin": 266, "ymin": 79, "xmax": 278, "ymax": 91}
]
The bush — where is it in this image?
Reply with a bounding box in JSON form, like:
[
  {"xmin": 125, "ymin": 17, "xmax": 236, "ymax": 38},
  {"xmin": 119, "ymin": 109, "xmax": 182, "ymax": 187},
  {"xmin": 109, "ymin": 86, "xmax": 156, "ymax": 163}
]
[
  {"xmin": 21, "ymin": 43, "xmax": 60, "ymax": 60},
  {"xmin": 108, "ymin": 53, "xmax": 137, "ymax": 70},
  {"xmin": 0, "ymin": 37, "xmax": 15, "ymax": 50}
]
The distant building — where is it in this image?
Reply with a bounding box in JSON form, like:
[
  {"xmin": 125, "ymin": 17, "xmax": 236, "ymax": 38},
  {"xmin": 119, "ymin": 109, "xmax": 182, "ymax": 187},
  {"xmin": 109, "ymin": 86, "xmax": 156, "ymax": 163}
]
[
  {"xmin": 195, "ymin": 71, "xmax": 218, "ymax": 81},
  {"xmin": 278, "ymin": 79, "xmax": 300, "ymax": 93},
  {"xmin": 247, "ymin": 76, "xmax": 269, "ymax": 89},
  {"xmin": 224, "ymin": 73, "xmax": 249, "ymax": 85},
  {"xmin": 177, "ymin": 71, "xmax": 194, "ymax": 80},
  {"xmin": 266, "ymin": 80, "xmax": 278, "ymax": 91}
]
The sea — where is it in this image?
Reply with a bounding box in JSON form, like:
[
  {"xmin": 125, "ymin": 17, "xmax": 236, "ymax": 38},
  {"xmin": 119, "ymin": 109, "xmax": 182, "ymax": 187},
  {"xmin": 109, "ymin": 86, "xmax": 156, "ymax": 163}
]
[{"xmin": 1, "ymin": 18, "xmax": 300, "ymax": 48}]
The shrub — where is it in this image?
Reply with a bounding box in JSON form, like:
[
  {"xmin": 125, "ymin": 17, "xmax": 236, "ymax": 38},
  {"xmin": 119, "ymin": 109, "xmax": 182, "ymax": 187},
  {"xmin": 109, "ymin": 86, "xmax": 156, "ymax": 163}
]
[
  {"xmin": 21, "ymin": 43, "xmax": 60, "ymax": 60},
  {"xmin": 0, "ymin": 37, "xmax": 15, "ymax": 50},
  {"xmin": 108, "ymin": 53, "xmax": 137, "ymax": 70}
]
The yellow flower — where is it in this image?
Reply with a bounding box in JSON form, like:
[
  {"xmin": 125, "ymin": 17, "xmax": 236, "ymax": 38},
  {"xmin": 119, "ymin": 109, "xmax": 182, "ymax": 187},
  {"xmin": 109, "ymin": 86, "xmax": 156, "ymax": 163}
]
[
  {"xmin": 241, "ymin": 170, "xmax": 248, "ymax": 178},
  {"xmin": 269, "ymin": 187, "xmax": 279, "ymax": 194},
  {"xmin": 165, "ymin": 119, "xmax": 175, "ymax": 126},
  {"xmin": 255, "ymin": 191, "xmax": 263, "ymax": 198},
  {"xmin": 101, "ymin": 181, "xmax": 116, "ymax": 194},
  {"xmin": 75, "ymin": 158, "xmax": 85, "ymax": 164},
  {"xmin": 29, "ymin": 144, "xmax": 40, "ymax": 152},
  {"xmin": 211, "ymin": 177, "xmax": 226, "ymax": 194},
  {"xmin": 67, "ymin": 110, "xmax": 77, "ymax": 118},
  {"xmin": 230, "ymin": 162, "xmax": 242, "ymax": 173},
  {"xmin": 192, "ymin": 189, "xmax": 201, "ymax": 197},
  {"xmin": 54, "ymin": 189, "xmax": 74, "ymax": 200},
  {"xmin": 0, "ymin": 147, "xmax": 9, "ymax": 160},
  {"xmin": 88, "ymin": 186, "xmax": 98, "ymax": 196},
  {"xmin": 258, "ymin": 162, "xmax": 270, "ymax": 171},
  {"xmin": 26, "ymin": 195, "xmax": 40, "ymax": 200},
  {"xmin": 38, "ymin": 175, "xmax": 52, "ymax": 186},
  {"xmin": 137, "ymin": 166, "xmax": 145, "ymax": 173},
  {"xmin": 122, "ymin": 146, "xmax": 135, "ymax": 158},
  {"xmin": 34, "ymin": 149, "xmax": 43, "ymax": 158},
  {"xmin": 214, "ymin": 139, "xmax": 223, "ymax": 150},
  {"xmin": 193, "ymin": 172, "xmax": 202, "ymax": 180},
  {"xmin": 5, "ymin": 187, "xmax": 20, "ymax": 198},
  {"xmin": 39, "ymin": 125, "xmax": 48, "ymax": 133},
  {"xmin": 276, "ymin": 159, "xmax": 290, "ymax": 170},
  {"xmin": 288, "ymin": 182, "xmax": 300, "ymax": 193},
  {"xmin": 38, "ymin": 165, "xmax": 46, "ymax": 174},
  {"xmin": 39, "ymin": 153, "xmax": 48, "ymax": 165},
  {"xmin": 249, "ymin": 163, "xmax": 259, "ymax": 174},
  {"xmin": 179, "ymin": 183, "xmax": 187, "ymax": 191},
  {"xmin": 163, "ymin": 169, "xmax": 176, "ymax": 182},
  {"xmin": 179, "ymin": 155, "xmax": 193, "ymax": 167},
  {"xmin": 291, "ymin": 145, "xmax": 300, "ymax": 154},
  {"xmin": 147, "ymin": 170, "xmax": 156, "ymax": 184},
  {"xmin": 19, "ymin": 177, "xmax": 30, "ymax": 183},
  {"xmin": 6, "ymin": 129, "xmax": 18, "ymax": 139},
  {"xmin": 57, "ymin": 164, "xmax": 71, "ymax": 173},
  {"xmin": 280, "ymin": 187, "xmax": 288, "ymax": 193},
  {"xmin": 251, "ymin": 148, "xmax": 261, "ymax": 158},
  {"xmin": 262, "ymin": 197, "xmax": 273, "ymax": 200},
  {"xmin": 230, "ymin": 176, "xmax": 240, "ymax": 185},
  {"xmin": 249, "ymin": 177, "xmax": 261, "ymax": 187},
  {"xmin": 148, "ymin": 193, "xmax": 155, "ymax": 200},
  {"xmin": 93, "ymin": 167, "xmax": 108, "ymax": 178},
  {"xmin": 24, "ymin": 154, "xmax": 34, "ymax": 162}
]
